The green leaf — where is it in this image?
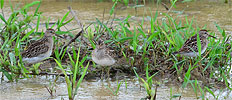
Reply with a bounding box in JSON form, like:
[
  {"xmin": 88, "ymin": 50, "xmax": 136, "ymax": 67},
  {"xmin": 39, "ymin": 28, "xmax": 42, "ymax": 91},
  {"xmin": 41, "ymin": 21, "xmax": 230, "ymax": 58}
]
[
  {"xmin": 115, "ymin": 81, "xmax": 122, "ymax": 95},
  {"xmin": 214, "ymin": 22, "xmax": 223, "ymax": 33},
  {"xmin": 147, "ymin": 31, "xmax": 159, "ymax": 42},
  {"xmin": 73, "ymin": 62, "xmax": 89, "ymax": 96},
  {"xmin": 54, "ymin": 47, "xmax": 61, "ymax": 62},
  {"xmin": 9, "ymin": 52, "xmax": 16, "ymax": 66},
  {"xmin": 118, "ymin": 37, "xmax": 133, "ymax": 42},
  {"xmin": 133, "ymin": 67, "xmax": 140, "ymax": 80},
  {"xmin": 153, "ymin": 10, "xmax": 158, "ymax": 24},
  {"xmin": 72, "ymin": 46, "xmax": 81, "ymax": 87},
  {"xmin": 0, "ymin": 0, "xmax": 4, "ymax": 9},
  {"xmin": 141, "ymin": 78, "xmax": 151, "ymax": 96},
  {"xmin": 138, "ymin": 28, "xmax": 146, "ymax": 38},
  {"xmin": 197, "ymin": 32, "xmax": 201, "ymax": 57},
  {"xmin": 1, "ymin": 37, "xmax": 8, "ymax": 50},
  {"xmin": 54, "ymin": 59, "xmax": 69, "ymax": 77},
  {"xmin": 123, "ymin": 0, "xmax": 129, "ymax": 6},
  {"xmin": 21, "ymin": 29, "xmax": 35, "ymax": 41},
  {"xmin": 205, "ymin": 87, "xmax": 215, "ymax": 98},
  {"xmin": 57, "ymin": 11, "xmax": 70, "ymax": 29},
  {"xmin": 22, "ymin": 1, "xmax": 40, "ymax": 10},
  {"xmin": 0, "ymin": 14, "xmax": 7, "ymax": 24},
  {"xmin": 170, "ymin": 0, "xmax": 178, "ymax": 8},
  {"xmin": 72, "ymin": 47, "xmax": 77, "ymax": 61},
  {"xmin": 14, "ymin": 33, "xmax": 21, "ymax": 56},
  {"xmin": 58, "ymin": 17, "xmax": 74, "ymax": 29},
  {"xmin": 162, "ymin": 29, "xmax": 174, "ymax": 44},
  {"xmin": 132, "ymin": 26, "xmax": 137, "ymax": 53},
  {"xmin": 80, "ymin": 55, "xmax": 87, "ymax": 66},
  {"xmin": 36, "ymin": 14, "xmax": 40, "ymax": 31},
  {"xmin": 34, "ymin": 1, "xmax": 41, "ymax": 16},
  {"xmin": 61, "ymin": 47, "xmax": 67, "ymax": 60},
  {"xmin": 1, "ymin": 69, "xmax": 13, "ymax": 81},
  {"xmin": 110, "ymin": 1, "xmax": 118, "ymax": 15},
  {"xmin": 45, "ymin": 17, "xmax": 50, "ymax": 29},
  {"xmin": 182, "ymin": 65, "xmax": 192, "ymax": 88}
]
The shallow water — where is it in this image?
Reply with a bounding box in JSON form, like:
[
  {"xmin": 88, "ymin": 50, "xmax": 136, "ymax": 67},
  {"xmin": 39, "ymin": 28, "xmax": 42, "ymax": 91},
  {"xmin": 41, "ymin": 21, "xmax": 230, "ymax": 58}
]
[
  {"xmin": 0, "ymin": 75, "xmax": 216, "ymax": 100},
  {"xmin": 2, "ymin": 0, "xmax": 232, "ymax": 33},
  {"xmin": 1, "ymin": 75, "xmax": 232, "ymax": 100},
  {"xmin": 1, "ymin": 0, "xmax": 232, "ymax": 100}
]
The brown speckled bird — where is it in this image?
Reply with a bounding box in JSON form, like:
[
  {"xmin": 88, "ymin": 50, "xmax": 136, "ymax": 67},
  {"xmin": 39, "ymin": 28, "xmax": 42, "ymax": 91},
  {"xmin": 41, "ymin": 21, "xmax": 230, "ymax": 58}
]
[
  {"xmin": 173, "ymin": 30, "xmax": 216, "ymax": 57},
  {"xmin": 21, "ymin": 29, "xmax": 55, "ymax": 64}
]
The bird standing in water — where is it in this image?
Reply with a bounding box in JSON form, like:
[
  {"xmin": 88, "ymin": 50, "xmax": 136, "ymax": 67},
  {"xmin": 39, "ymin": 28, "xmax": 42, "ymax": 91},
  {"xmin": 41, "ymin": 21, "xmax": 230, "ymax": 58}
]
[{"xmin": 92, "ymin": 40, "xmax": 116, "ymax": 80}]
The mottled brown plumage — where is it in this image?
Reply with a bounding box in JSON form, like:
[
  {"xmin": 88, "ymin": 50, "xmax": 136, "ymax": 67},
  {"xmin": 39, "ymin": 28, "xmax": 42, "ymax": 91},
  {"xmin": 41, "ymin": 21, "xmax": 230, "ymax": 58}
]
[
  {"xmin": 21, "ymin": 29, "xmax": 55, "ymax": 64},
  {"xmin": 173, "ymin": 30, "xmax": 216, "ymax": 57}
]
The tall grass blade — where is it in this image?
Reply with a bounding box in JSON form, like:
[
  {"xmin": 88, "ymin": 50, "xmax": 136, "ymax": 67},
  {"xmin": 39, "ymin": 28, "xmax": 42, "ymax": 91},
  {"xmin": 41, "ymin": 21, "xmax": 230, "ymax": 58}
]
[
  {"xmin": 196, "ymin": 32, "xmax": 201, "ymax": 57},
  {"xmin": 0, "ymin": 69, "xmax": 12, "ymax": 81},
  {"xmin": 0, "ymin": 0, "xmax": 3, "ymax": 9},
  {"xmin": 115, "ymin": 81, "xmax": 122, "ymax": 95},
  {"xmin": 205, "ymin": 87, "xmax": 215, "ymax": 98},
  {"xmin": 57, "ymin": 11, "xmax": 70, "ymax": 29},
  {"xmin": 21, "ymin": 29, "xmax": 35, "ymax": 41},
  {"xmin": 73, "ymin": 46, "xmax": 81, "ymax": 87},
  {"xmin": 182, "ymin": 65, "xmax": 191, "ymax": 88},
  {"xmin": 9, "ymin": 52, "xmax": 16, "ymax": 66},
  {"xmin": 73, "ymin": 62, "xmax": 89, "ymax": 97},
  {"xmin": 0, "ymin": 14, "xmax": 7, "ymax": 24},
  {"xmin": 110, "ymin": 0, "xmax": 118, "ymax": 15},
  {"xmin": 214, "ymin": 22, "xmax": 223, "ymax": 34},
  {"xmin": 34, "ymin": 1, "xmax": 41, "ymax": 16},
  {"xmin": 36, "ymin": 14, "xmax": 40, "ymax": 31},
  {"xmin": 54, "ymin": 59, "xmax": 72, "ymax": 98},
  {"xmin": 140, "ymin": 78, "xmax": 151, "ymax": 96},
  {"xmin": 22, "ymin": 1, "xmax": 40, "ymax": 10}
]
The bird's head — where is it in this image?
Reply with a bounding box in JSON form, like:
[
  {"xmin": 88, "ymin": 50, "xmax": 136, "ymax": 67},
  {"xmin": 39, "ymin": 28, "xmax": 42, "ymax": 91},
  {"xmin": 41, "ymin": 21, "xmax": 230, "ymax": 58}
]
[
  {"xmin": 44, "ymin": 28, "xmax": 56, "ymax": 37},
  {"xmin": 199, "ymin": 29, "xmax": 216, "ymax": 39},
  {"xmin": 96, "ymin": 39, "xmax": 105, "ymax": 50}
]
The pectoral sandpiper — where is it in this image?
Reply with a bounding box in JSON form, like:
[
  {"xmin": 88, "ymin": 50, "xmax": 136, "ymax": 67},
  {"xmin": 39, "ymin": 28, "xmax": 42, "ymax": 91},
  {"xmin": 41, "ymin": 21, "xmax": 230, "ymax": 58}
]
[
  {"xmin": 173, "ymin": 29, "xmax": 216, "ymax": 57},
  {"xmin": 92, "ymin": 40, "xmax": 116, "ymax": 80},
  {"xmin": 21, "ymin": 28, "xmax": 55, "ymax": 64}
]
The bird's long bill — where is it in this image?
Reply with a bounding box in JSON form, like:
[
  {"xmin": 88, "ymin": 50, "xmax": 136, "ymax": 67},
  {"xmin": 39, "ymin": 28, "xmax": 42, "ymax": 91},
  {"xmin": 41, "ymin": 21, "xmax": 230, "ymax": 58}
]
[{"xmin": 208, "ymin": 34, "xmax": 216, "ymax": 39}]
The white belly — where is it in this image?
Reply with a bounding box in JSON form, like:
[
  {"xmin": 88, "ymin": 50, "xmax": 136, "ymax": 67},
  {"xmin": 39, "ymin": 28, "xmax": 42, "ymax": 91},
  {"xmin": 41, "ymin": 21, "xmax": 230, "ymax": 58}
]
[
  {"xmin": 22, "ymin": 49, "xmax": 52, "ymax": 64},
  {"xmin": 181, "ymin": 52, "xmax": 198, "ymax": 57},
  {"xmin": 92, "ymin": 56, "xmax": 116, "ymax": 66},
  {"xmin": 181, "ymin": 46, "xmax": 207, "ymax": 57}
]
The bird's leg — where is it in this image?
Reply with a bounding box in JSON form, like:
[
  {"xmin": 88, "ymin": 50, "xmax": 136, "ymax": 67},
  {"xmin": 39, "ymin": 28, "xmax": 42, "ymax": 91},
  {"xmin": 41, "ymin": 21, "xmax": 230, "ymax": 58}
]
[
  {"xmin": 197, "ymin": 61, "xmax": 204, "ymax": 81},
  {"xmin": 189, "ymin": 58, "xmax": 192, "ymax": 66},
  {"xmin": 198, "ymin": 61, "xmax": 203, "ymax": 72},
  {"xmin": 101, "ymin": 67, "xmax": 104, "ymax": 80},
  {"xmin": 107, "ymin": 66, "xmax": 111, "ymax": 80}
]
